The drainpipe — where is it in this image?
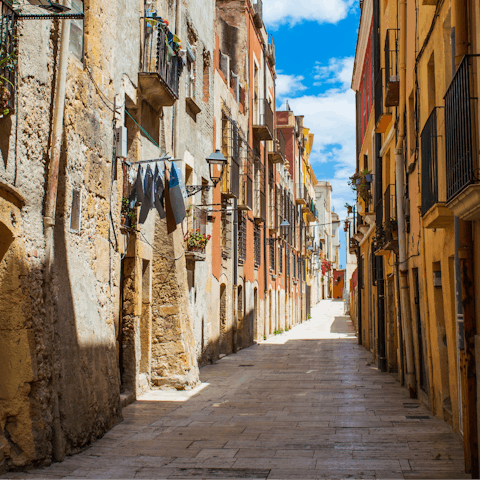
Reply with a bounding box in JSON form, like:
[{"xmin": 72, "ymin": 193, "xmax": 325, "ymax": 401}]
[
  {"xmin": 263, "ymin": 44, "xmax": 268, "ymax": 320},
  {"xmin": 452, "ymin": 0, "xmax": 478, "ymax": 475},
  {"xmin": 44, "ymin": 9, "xmax": 71, "ymax": 462},
  {"xmin": 394, "ymin": 0, "xmax": 416, "ymax": 396}
]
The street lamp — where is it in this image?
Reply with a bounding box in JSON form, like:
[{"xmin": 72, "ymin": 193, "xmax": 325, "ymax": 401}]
[
  {"xmin": 186, "ymin": 150, "xmax": 228, "ymax": 197},
  {"xmin": 206, "ymin": 150, "xmax": 228, "ymax": 186}
]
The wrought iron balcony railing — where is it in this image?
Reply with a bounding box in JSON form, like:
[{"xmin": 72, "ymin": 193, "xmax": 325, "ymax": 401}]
[
  {"xmin": 384, "ymin": 29, "xmax": 399, "ymax": 107},
  {"xmin": 253, "ymin": 99, "xmax": 274, "ymax": 141},
  {"xmin": 445, "ymin": 55, "xmax": 477, "ymax": 202},
  {"xmin": 295, "ymin": 183, "xmax": 307, "ymax": 205},
  {"xmin": 269, "ymin": 128, "xmax": 285, "ymax": 164},
  {"xmin": 140, "ymin": 15, "xmax": 183, "ymax": 109},
  {"xmin": 253, "ymin": 0, "xmax": 263, "ymax": 28},
  {"xmin": 421, "ymin": 107, "xmax": 439, "ymax": 215}
]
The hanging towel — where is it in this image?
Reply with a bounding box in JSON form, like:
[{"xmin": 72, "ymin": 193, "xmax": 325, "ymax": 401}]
[
  {"xmin": 129, "ymin": 165, "xmax": 144, "ymax": 209},
  {"xmin": 139, "ymin": 164, "xmax": 154, "ymax": 224},
  {"xmin": 154, "ymin": 163, "xmax": 166, "ymax": 219},
  {"xmin": 166, "ymin": 163, "xmax": 186, "ymax": 234}
]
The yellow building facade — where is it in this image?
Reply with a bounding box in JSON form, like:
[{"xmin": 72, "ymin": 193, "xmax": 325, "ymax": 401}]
[{"xmin": 352, "ymin": 0, "xmax": 480, "ymax": 475}]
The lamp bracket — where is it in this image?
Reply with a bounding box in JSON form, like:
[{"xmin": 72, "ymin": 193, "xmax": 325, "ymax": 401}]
[{"xmin": 186, "ymin": 185, "xmax": 213, "ymax": 197}]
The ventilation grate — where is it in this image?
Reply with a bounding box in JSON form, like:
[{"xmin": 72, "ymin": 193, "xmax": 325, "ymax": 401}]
[{"xmin": 406, "ymin": 416, "xmax": 431, "ymax": 420}]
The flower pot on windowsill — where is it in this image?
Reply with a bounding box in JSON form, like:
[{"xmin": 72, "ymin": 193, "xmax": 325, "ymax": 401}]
[{"xmin": 187, "ymin": 246, "xmax": 205, "ymax": 253}]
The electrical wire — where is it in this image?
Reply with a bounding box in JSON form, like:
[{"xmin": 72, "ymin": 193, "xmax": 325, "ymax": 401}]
[{"xmin": 138, "ymin": 230, "xmax": 185, "ymax": 261}]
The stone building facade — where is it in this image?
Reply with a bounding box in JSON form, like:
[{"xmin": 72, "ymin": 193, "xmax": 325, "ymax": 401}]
[{"xmin": 0, "ymin": 0, "xmax": 322, "ymax": 472}]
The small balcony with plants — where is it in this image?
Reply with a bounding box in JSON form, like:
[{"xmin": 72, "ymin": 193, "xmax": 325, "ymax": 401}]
[{"xmin": 139, "ymin": 12, "xmax": 183, "ymax": 110}]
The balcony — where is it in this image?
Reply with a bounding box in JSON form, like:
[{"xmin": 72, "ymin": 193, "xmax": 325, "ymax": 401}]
[
  {"xmin": 349, "ymin": 237, "xmax": 358, "ymax": 255},
  {"xmin": 384, "ymin": 29, "xmax": 399, "ymax": 107},
  {"xmin": 268, "ymin": 129, "xmax": 285, "ymax": 164},
  {"xmin": 253, "ymin": 0, "xmax": 263, "ymax": 29},
  {"xmin": 253, "ymin": 99, "xmax": 274, "ymax": 141},
  {"xmin": 421, "ymin": 108, "xmax": 453, "ymax": 228},
  {"xmin": 375, "ymin": 184, "xmax": 398, "ymax": 256},
  {"xmin": 139, "ymin": 15, "xmax": 183, "ymax": 110},
  {"xmin": 445, "ymin": 55, "xmax": 480, "ymax": 221},
  {"xmin": 267, "ymin": 34, "xmax": 275, "ymax": 67},
  {"xmin": 0, "ymin": 2, "xmax": 17, "ymax": 117},
  {"xmin": 295, "ymin": 183, "xmax": 307, "ymax": 205},
  {"xmin": 374, "ymin": 73, "xmax": 392, "ymax": 133},
  {"xmin": 254, "ymin": 159, "xmax": 266, "ymax": 223}
]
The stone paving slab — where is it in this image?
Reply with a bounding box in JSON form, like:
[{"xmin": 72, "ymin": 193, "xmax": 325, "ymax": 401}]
[{"xmin": 1, "ymin": 300, "xmax": 470, "ymax": 479}]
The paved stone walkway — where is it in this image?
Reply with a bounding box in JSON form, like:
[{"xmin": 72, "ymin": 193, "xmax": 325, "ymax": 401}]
[{"xmin": 5, "ymin": 300, "xmax": 469, "ymax": 479}]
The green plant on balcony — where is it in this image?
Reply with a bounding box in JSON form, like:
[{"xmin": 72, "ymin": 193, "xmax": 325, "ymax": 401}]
[{"xmin": 348, "ymin": 169, "xmax": 372, "ymax": 206}]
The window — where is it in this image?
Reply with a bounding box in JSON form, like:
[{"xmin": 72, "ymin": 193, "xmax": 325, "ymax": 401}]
[
  {"xmin": 70, "ymin": 188, "xmax": 82, "ymax": 233},
  {"xmin": 202, "ymin": 49, "xmax": 210, "ymax": 103},
  {"xmin": 69, "ymin": 0, "xmax": 84, "ymax": 62},
  {"xmin": 279, "ymin": 244, "xmax": 283, "ymax": 274},
  {"xmin": 269, "ymin": 238, "xmax": 276, "ymax": 272},
  {"xmin": 238, "ymin": 211, "xmax": 246, "ymax": 264},
  {"xmin": 221, "ymin": 197, "xmax": 231, "ymax": 259},
  {"xmin": 254, "ymin": 224, "xmax": 261, "ymax": 267},
  {"xmin": 186, "ymin": 42, "xmax": 196, "ymax": 99}
]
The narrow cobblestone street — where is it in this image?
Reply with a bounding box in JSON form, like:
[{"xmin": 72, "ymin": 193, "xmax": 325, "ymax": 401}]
[{"xmin": 6, "ymin": 301, "xmax": 468, "ymax": 479}]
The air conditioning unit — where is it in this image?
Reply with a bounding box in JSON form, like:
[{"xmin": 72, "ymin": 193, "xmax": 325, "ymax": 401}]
[{"xmin": 433, "ymin": 271, "xmax": 442, "ymax": 288}]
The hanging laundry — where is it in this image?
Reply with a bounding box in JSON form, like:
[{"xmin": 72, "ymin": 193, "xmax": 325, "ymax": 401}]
[
  {"xmin": 154, "ymin": 163, "xmax": 166, "ymax": 219},
  {"xmin": 129, "ymin": 165, "xmax": 144, "ymax": 209},
  {"xmin": 139, "ymin": 164, "xmax": 154, "ymax": 224},
  {"xmin": 165, "ymin": 163, "xmax": 186, "ymax": 234}
]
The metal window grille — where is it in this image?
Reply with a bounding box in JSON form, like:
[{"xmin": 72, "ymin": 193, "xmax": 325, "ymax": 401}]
[
  {"xmin": 142, "ymin": 16, "xmax": 183, "ymax": 98},
  {"xmin": 1, "ymin": 1, "xmax": 17, "ymax": 116},
  {"xmin": 221, "ymin": 197, "xmax": 232, "ymax": 259},
  {"xmin": 374, "ymin": 73, "xmax": 383, "ymax": 126},
  {"xmin": 445, "ymin": 56, "xmax": 477, "ymax": 201},
  {"xmin": 279, "ymin": 244, "xmax": 283, "ymax": 274},
  {"xmin": 269, "ymin": 238, "xmax": 276, "ymax": 272},
  {"xmin": 239, "ymin": 133, "xmax": 254, "ymax": 210},
  {"xmin": 238, "ymin": 211, "xmax": 247, "ymax": 264},
  {"xmin": 421, "ymin": 108, "xmax": 439, "ymax": 215},
  {"xmin": 286, "ymin": 246, "xmax": 290, "ymax": 277},
  {"xmin": 221, "ymin": 107, "xmax": 240, "ymax": 198},
  {"xmin": 254, "ymin": 223, "xmax": 261, "ymax": 267},
  {"xmin": 254, "ymin": 157, "xmax": 265, "ymax": 221}
]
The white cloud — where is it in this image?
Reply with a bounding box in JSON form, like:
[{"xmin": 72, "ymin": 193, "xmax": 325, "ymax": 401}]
[
  {"xmin": 283, "ymin": 57, "xmax": 356, "ymax": 221},
  {"xmin": 313, "ymin": 57, "xmax": 355, "ymax": 88},
  {"xmin": 263, "ymin": 0, "xmax": 355, "ymax": 28},
  {"xmin": 275, "ymin": 73, "xmax": 307, "ymax": 100}
]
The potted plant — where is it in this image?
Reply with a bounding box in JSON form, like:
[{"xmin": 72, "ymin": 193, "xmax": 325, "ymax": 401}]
[
  {"xmin": 0, "ymin": 38, "xmax": 18, "ymax": 118},
  {"xmin": 349, "ymin": 169, "xmax": 373, "ymax": 207},
  {"xmin": 121, "ymin": 197, "xmax": 136, "ymax": 228},
  {"xmin": 345, "ymin": 203, "xmax": 354, "ymax": 214},
  {"xmin": 185, "ymin": 229, "xmax": 211, "ymax": 252}
]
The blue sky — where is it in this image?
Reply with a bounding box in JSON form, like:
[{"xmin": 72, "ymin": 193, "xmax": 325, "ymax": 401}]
[{"xmin": 263, "ymin": 0, "xmax": 360, "ymax": 269}]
